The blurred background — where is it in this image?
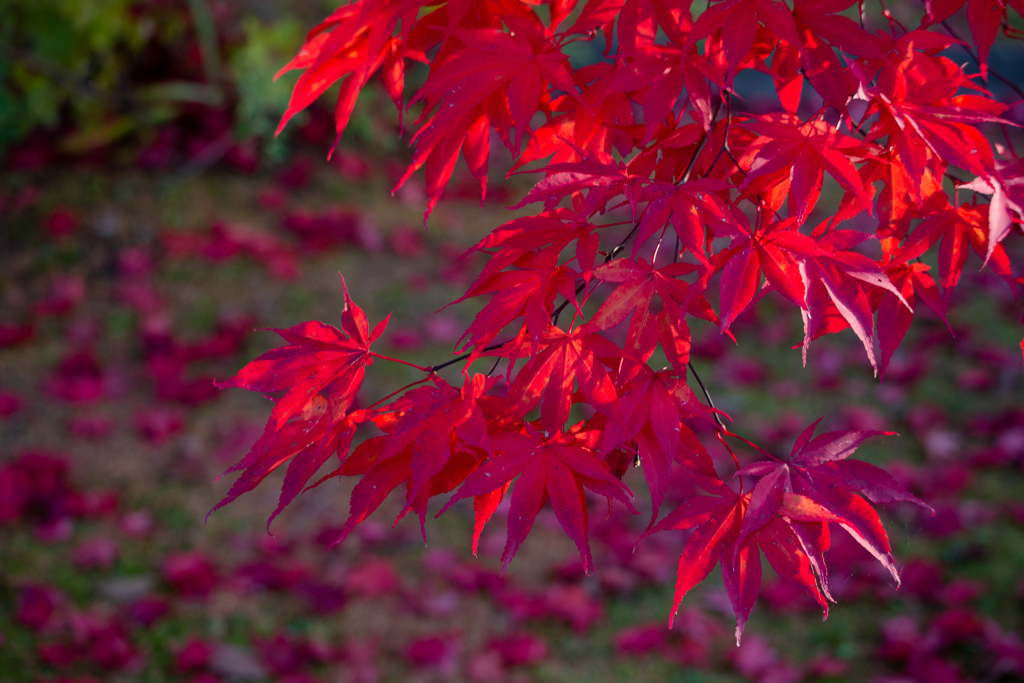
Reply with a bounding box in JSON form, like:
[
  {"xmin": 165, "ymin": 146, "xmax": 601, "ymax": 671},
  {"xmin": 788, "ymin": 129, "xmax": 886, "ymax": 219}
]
[{"xmin": 1, "ymin": 2, "xmax": 1023, "ymax": 682}]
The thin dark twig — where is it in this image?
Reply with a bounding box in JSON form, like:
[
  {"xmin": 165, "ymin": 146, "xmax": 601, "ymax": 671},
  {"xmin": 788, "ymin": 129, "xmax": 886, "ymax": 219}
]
[
  {"xmin": 427, "ymin": 341, "xmax": 508, "ymax": 373},
  {"xmin": 553, "ymin": 92, "xmax": 726, "ymax": 326},
  {"xmin": 688, "ymin": 360, "xmax": 782, "ymax": 480},
  {"xmin": 550, "ymin": 218, "xmax": 644, "ymax": 325},
  {"xmin": 675, "ymin": 116, "xmax": 714, "ymax": 185},
  {"xmin": 935, "ymin": 13, "xmax": 1024, "ymax": 102},
  {"xmin": 686, "ymin": 329, "xmax": 753, "ymax": 485},
  {"xmin": 702, "ymin": 94, "xmax": 733, "ymax": 179},
  {"xmin": 687, "ymin": 360, "xmax": 727, "ymax": 432},
  {"xmin": 723, "ymin": 145, "xmax": 745, "ymax": 176},
  {"xmin": 877, "ymin": 0, "xmax": 909, "ymax": 36}
]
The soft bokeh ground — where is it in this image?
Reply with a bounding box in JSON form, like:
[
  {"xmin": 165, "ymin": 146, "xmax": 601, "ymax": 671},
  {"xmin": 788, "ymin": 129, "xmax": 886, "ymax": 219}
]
[{"xmin": 2, "ymin": 150, "xmax": 1023, "ymax": 683}]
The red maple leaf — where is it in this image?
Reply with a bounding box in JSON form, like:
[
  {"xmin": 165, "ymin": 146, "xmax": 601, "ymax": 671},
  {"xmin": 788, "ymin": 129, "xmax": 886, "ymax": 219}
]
[
  {"xmin": 207, "ymin": 396, "xmax": 366, "ymax": 528},
  {"xmin": 590, "ymin": 257, "xmax": 717, "ymax": 368},
  {"xmin": 876, "ymin": 260, "xmax": 949, "ymax": 378},
  {"xmin": 374, "ymin": 374, "xmax": 494, "ymax": 535},
  {"xmin": 212, "ymin": 277, "xmax": 387, "ymax": 524},
  {"xmin": 856, "ymin": 43, "xmax": 1004, "ymax": 185},
  {"xmin": 467, "ymin": 209, "xmax": 600, "ymax": 283},
  {"xmin": 597, "ymin": 365, "xmax": 718, "ymax": 525},
  {"xmin": 925, "ymin": 0, "xmax": 1024, "ymax": 78},
  {"xmin": 684, "ymin": 0, "xmax": 802, "ymax": 86},
  {"xmin": 960, "ymin": 161, "xmax": 1024, "ymax": 267},
  {"xmin": 643, "ymin": 478, "xmax": 752, "ymax": 639},
  {"xmin": 452, "ymin": 250, "xmax": 581, "ymax": 358},
  {"xmin": 714, "ymin": 217, "xmax": 808, "ymax": 332},
  {"xmin": 275, "ymin": 0, "xmax": 428, "ymax": 153},
  {"xmin": 796, "ymin": 229, "xmax": 910, "ymax": 373},
  {"xmin": 440, "ymin": 422, "xmax": 635, "ymax": 573},
  {"xmin": 324, "ymin": 412, "xmax": 487, "ymax": 550},
  {"xmin": 512, "ymin": 150, "xmax": 645, "ymax": 218},
  {"xmin": 737, "ymin": 113, "xmax": 875, "ymax": 224},
  {"xmin": 735, "ymin": 420, "xmax": 932, "ymax": 587},
  {"xmin": 649, "ymin": 420, "xmax": 931, "ymax": 643},
  {"xmin": 503, "ymin": 322, "xmax": 624, "ymax": 434},
  {"xmin": 650, "ymin": 483, "xmax": 836, "ymax": 644},
  {"xmin": 217, "ymin": 276, "xmax": 387, "ymax": 431},
  {"xmin": 902, "ymin": 202, "xmax": 1018, "ymax": 294},
  {"xmin": 511, "ymin": 61, "xmax": 639, "ymax": 168}
]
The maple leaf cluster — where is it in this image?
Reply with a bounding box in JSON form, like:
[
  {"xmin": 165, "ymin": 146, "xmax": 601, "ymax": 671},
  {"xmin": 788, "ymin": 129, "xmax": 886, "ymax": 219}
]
[{"xmin": 216, "ymin": 0, "xmax": 1023, "ymax": 641}]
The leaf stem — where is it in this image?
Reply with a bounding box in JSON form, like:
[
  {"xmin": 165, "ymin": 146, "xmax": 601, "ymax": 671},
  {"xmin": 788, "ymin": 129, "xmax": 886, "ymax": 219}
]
[
  {"xmin": 365, "ymin": 377, "xmax": 432, "ymax": 411},
  {"xmin": 721, "ymin": 428, "xmax": 782, "ymax": 462},
  {"xmin": 370, "ymin": 352, "xmax": 430, "ymax": 372},
  {"xmin": 715, "ymin": 431, "xmax": 744, "ymax": 493},
  {"xmin": 689, "ymin": 360, "xmax": 783, "ymax": 462}
]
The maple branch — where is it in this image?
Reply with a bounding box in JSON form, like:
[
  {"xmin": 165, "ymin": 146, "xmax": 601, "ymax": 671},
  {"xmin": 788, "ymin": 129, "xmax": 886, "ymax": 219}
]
[
  {"xmin": 676, "ymin": 100, "xmax": 720, "ymax": 184},
  {"xmin": 688, "ymin": 360, "xmax": 780, "ymax": 495},
  {"xmin": 688, "ymin": 358, "xmax": 780, "ymax": 453},
  {"xmin": 676, "ymin": 138, "xmax": 706, "ymax": 185},
  {"xmin": 550, "ymin": 218, "xmax": 645, "ymax": 325},
  {"xmin": 484, "ymin": 355, "xmax": 503, "ymax": 377},
  {"xmin": 426, "ymin": 341, "xmax": 509, "ymax": 373},
  {"xmin": 606, "ymin": 221, "xmax": 643, "ymax": 261},
  {"xmin": 211, "ymin": 0, "xmax": 988, "ymax": 643},
  {"xmin": 934, "ymin": 14, "xmax": 1024, "ymax": 102},
  {"xmin": 652, "ymin": 226, "xmax": 669, "ymax": 262},
  {"xmin": 393, "ymin": 212, "xmax": 651, "ymax": 377},
  {"xmin": 551, "ymin": 284, "xmax": 585, "ymax": 327},
  {"xmin": 721, "ymin": 133, "xmax": 745, "ymax": 179}
]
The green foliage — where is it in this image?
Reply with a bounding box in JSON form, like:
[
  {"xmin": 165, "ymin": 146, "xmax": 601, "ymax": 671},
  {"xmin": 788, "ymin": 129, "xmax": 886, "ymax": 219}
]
[
  {"xmin": 0, "ymin": 1, "xmax": 400, "ymax": 167},
  {"xmin": 229, "ymin": 15, "xmax": 304, "ymax": 164},
  {"xmin": 0, "ymin": 1, "xmax": 313, "ymax": 164},
  {"xmin": 0, "ymin": 0, "xmax": 148, "ymax": 152}
]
